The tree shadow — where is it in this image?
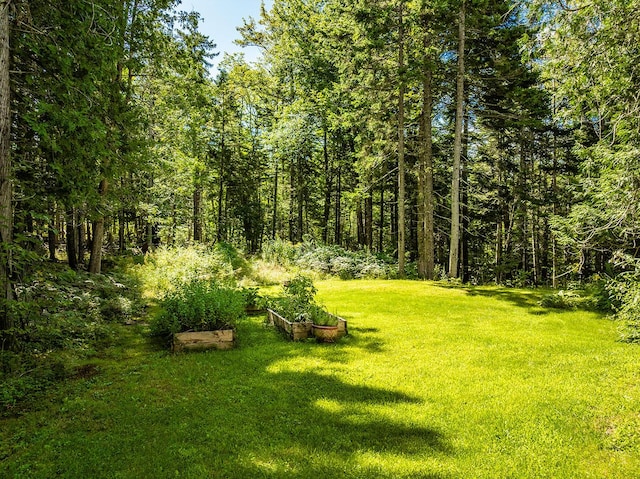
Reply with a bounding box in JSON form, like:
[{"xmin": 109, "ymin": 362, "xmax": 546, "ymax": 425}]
[
  {"xmin": 3, "ymin": 317, "xmax": 454, "ymax": 478},
  {"xmin": 461, "ymin": 285, "xmax": 547, "ymax": 312},
  {"xmin": 161, "ymin": 367, "xmax": 452, "ymax": 478}
]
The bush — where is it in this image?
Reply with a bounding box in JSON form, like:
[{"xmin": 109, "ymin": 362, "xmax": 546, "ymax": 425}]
[
  {"xmin": 151, "ymin": 280, "xmax": 245, "ymax": 337},
  {"xmin": 294, "ymin": 243, "xmax": 391, "ymax": 279},
  {"xmin": 262, "ymin": 238, "xmax": 297, "ymax": 266},
  {"xmin": 132, "ymin": 245, "xmax": 237, "ymax": 298},
  {"xmin": 539, "ymin": 290, "xmax": 583, "ymax": 309},
  {"xmin": 608, "ymin": 277, "xmax": 640, "ymax": 343},
  {"xmin": 1, "ymin": 264, "xmax": 141, "ymax": 415}
]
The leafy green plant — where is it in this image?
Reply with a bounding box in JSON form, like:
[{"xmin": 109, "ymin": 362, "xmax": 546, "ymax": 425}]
[
  {"xmin": 268, "ymin": 275, "xmax": 337, "ymax": 325},
  {"xmin": 307, "ymin": 304, "xmax": 339, "ymax": 326},
  {"xmin": 151, "ymin": 280, "xmax": 245, "ymax": 337}
]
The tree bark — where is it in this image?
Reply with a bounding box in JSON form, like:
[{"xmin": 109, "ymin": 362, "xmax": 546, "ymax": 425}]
[
  {"xmin": 461, "ymin": 103, "xmax": 470, "ymax": 283},
  {"xmin": 0, "ymin": 0, "xmax": 13, "ymax": 335},
  {"xmin": 88, "ymin": 179, "xmax": 108, "ymax": 274},
  {"xmin": 193, "ymin": 175, "xmax": 202, "ymax": 242},
  {"xmin": 397, "ymin": 2, "xmax": 406, "ymax": 277},
  {"xmin": 418, "ymin": 27, "xmax": 435, "ymax": 279},
  {"xmin": 448, "ymin": 0, "xmax": 465, "ymax": 279},
  {"xmin": 364, "ymin": 191, "xmax": 373, "ymax": 250},
  {"xmin": 48, "ymin": 207, "xmax": 58, "ymax": 261},
  {"xmin": 271, "ymin": 158, "xmax": 278, "ymax": 240},
  {"xmin": 322, "ymin": 126, "xmax": 332, "ymax": 244},
  {"xmin": 66, "ymin": 208, "xmax": 78, "ymax": 271},
  {"xmin": 334, "ymin": 164, "xmax": 342, "ymax": 245}
]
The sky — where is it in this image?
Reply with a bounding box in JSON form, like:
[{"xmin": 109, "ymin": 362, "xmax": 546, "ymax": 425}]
[{"xmin": 181, "ymin": 0, "xmax": 273, "ymax": 71}]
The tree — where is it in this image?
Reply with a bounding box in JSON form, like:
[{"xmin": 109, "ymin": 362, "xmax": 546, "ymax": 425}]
[
  {"xmin": 0, "ymin": 0, "xmax": 12, "ymax": 335},
  {"xmin": 448, "ymin": 0, "xmax": 465, "ymax": 279}
]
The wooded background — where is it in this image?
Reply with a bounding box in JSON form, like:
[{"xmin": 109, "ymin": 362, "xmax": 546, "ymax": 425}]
[{"xmin": 1, "ymin": 0, "xmax": 639, "ymax": 306}]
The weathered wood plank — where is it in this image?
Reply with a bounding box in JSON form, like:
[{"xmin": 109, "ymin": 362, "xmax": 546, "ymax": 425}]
[{"xmin": 173, "ymin": 330, "xmax": 236, "ymax": 352}]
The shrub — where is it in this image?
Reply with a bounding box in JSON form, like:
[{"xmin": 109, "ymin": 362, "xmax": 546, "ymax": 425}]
[
  {"xmin": 607, "ymin": 274, "xmax": 640, "ymax": 343},
  {"xmin": 1, "ymin": 264, "xmax": 140, "ymax": 415},
  {"xmin": 214, "ymin": 242, "xmax": 250, "ymax": 277},
  {"xmin": 132, "ymin": 245, "xmax": 237, "ymax": 298},
  {"xmin": 294, "ymin": 243, "xmax": 391, "ymax": 279},
  {"xmin": 151, "ymin": 280, "xmax": 245, "ymax": 337},
  {"xmin": 539, "ymin": 290, "xmax": 582, "ymax": 309}
]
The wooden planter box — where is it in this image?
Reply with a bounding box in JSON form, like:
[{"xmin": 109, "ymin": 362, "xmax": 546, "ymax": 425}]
[
  {"xmin": 267, "ymin": 309, "xmax": 348, "ymax": 341},
  {"xmin": 267, "ymin": 309, "xmax": 312, "ymax": 340},
  {"xmin": 173, "ymin": 329, "xmax": 236, "ymax": 352},
  {"xmin": 245, "ymin": 305, "xmax": 266, "ymax": 315}
]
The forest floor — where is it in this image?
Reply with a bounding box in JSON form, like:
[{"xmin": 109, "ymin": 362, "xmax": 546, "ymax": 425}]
[{"xmin": 1, "ymin": 279, "xmax": 639, "ymax": 478}]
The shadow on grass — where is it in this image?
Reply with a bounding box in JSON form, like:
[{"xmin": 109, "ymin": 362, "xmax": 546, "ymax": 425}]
[
  {"xmin": 461, "ymin": 286, "xmax": 546, "ymax": 312},
  {"xmin": 338, "ymin": 325, "xmax": 386, "ymax": 353},
  {"xmin": 1, "ymin": 316, "xmax": 453, "ymax": 479},
  {"xmin": 162, "ymin": 370, "xmax": 450, "ymax": 478},
  {"xmin": 192, "ymin": 320, "xmax": 453, "ymax": 477}
]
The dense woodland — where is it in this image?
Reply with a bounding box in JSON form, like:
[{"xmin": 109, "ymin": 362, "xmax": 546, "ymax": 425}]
[{"xmin": 1, "ymin": 0, "xmax": 640, "ymax": 342}]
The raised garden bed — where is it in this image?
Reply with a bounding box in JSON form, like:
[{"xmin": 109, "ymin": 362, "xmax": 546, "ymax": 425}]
[
  {"xmin": 173, "ymin": 329, "xmax": 236, "ymax": 352},
  {"xmin": 267, "ymin": 308, "xmax": 348, "ymax": 342},
  {"xmin": 267, "ymin": 309, "xmax": 312, "ymax": 340}
]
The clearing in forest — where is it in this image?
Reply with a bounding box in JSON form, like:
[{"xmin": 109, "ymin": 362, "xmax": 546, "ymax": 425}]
[{"xmin": 1, "ymin": 280, "xmax": 639, "ymax": 478}]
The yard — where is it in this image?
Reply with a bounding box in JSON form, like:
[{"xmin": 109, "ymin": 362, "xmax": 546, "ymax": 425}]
[{"xmin": 1, "ymin": 280, "xmax": 639, "ymax": 478}]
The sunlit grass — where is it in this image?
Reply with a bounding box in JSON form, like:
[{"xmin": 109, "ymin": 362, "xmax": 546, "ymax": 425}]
[{"xmin": 1, "ymin": 280, "xmax": 639, "ymax": 478}]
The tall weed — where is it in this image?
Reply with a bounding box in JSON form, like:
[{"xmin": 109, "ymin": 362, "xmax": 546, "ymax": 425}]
[{"xmin": 131, "ymin": 245, "xmax": 237, "ymax": 298}]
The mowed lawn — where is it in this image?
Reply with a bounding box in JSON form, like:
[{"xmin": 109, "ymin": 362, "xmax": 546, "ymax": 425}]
[{"xmin": 2, "ymin": 280, "xmax": 639, "ymax": 478}]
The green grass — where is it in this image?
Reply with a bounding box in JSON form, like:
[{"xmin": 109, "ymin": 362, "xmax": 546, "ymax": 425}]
[{"xmin": 2, "ymin": 280, "xmax": 639, "ymax": 478}]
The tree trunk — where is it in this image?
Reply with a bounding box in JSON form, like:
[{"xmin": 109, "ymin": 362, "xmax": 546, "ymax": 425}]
[
  {"xmin": 418, "ymin": 33, "xmax": 435, "ymax": 279},
  {"xmin": 357, "ymin": 200, "xmax": 365, "ymax": 246},
  {"xmin": 0, "ymin": 0, "xmax": 12, "ymax": 335},
  {"xmin": 322, "ymin": 127, "xmax": 332, "ymax": 244},
  {"xmin": 193, "ymin": 177, "xmax": 202, "ymax": 242},
  {"xmin": 378, "ymin": 174, "xmax": 385, "ymax": 252},
  {"xmin": 461, "ymin": 104, "xmax": 470, "ymax": 283},
  {"xmin": 217, "ymin": 168, "xmax": 226, "ymax": 242},
  {"xmin": 296, "ymin": 156, "xmax": 304, "ymax": 243},
  {"xmin": 88, "ymin": 179, "xmax": 108, "ymax": 274},
  {"xmin": 66, "ymin": 208, "xmax": 78, "ymax": 271},
  {"xmin": 77, "ymin": 212, "xmax": 85, "ymax": 266},
  {"xmin": 364, "ymin": 191, "xmax": 373, "ymax": 250},
  {"xmin": 272, "ymin": 158, "xmax": 278, "ymax": 240},
  {"xmin": 448, "ymin": 0, "xmax": 465, "ymax": 279},
  {"xmin": 396, "ymin": 2, "xmax": 406, "ymax": 277},
  {"xmin": 48, "ymin": 206, "xmax": 57, "ymax": 261},
  {"xmin": 334, "ymin": 164, "xmax": 342, "ymax": 245}
]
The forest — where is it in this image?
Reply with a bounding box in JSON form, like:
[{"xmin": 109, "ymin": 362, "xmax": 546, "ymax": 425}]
[
  {"xmin": 1, "ymin": 0, "xmax": 640, "ymax": 385},
  {"xmin": 1, "ymin": 1, "xmax": 640, "ymax": 476}
]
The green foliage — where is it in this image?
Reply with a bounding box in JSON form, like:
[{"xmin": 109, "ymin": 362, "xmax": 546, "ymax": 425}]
[
  {"xmin": 213, "ymin": 242, "xmax": 250, "ymax": 277},
  {"xmin": 260, "ymin": 240, "xmax": 392, "ymax": 280},
  {"xmin": 607, "ymin": 254, "xmax": 640, "ymax": 343},
  {"xmin": 131, "ymin": 245, "xmax": 238, "ymax": 297},
  {"xmin": 239, "ymin": 287, "xmax": 262, "ymax": 309},
  {"xmin": 539, "ymin": 290, "xmax": 583, "ymax": 310},
  {"xmin": 261, "ymin": 238, "xmax": 297, "ymax": 266},
  {"xmin": 269, "ymin": 275, "xmax": 317, "ymax": 322},
  {"xmin": 151, "ymin": 280, "xmax": 245, "ymax": 337},
  {"xmin": 297, "ymin": 244, "xmax": 391, "ymax": 279},
  {"xmin": 0, "ymin": 265, "xmax": 141, "ymax": 414},
  {"xmin": 282, "ymin": 274, "xmax": 317, "ymax": 305},
  {"xmin": 268, "ymin": 274, "xmax": 337, "ymax": 326}
]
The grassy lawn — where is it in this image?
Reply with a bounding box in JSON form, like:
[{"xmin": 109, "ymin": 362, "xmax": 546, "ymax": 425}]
[{"xmin": 1, "ymin": 280, "xmax": 639, "ymax": 478}]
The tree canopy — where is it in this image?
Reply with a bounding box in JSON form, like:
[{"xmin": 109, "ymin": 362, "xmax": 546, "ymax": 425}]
[{"xmin": 1, "ymin": 0, "xmax": 640, "ymax": 339}]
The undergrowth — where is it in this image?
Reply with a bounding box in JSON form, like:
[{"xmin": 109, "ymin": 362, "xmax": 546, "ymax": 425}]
[{"xmin": 1, "ymin": 263, "xmax": 142, "ymax": 415}]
